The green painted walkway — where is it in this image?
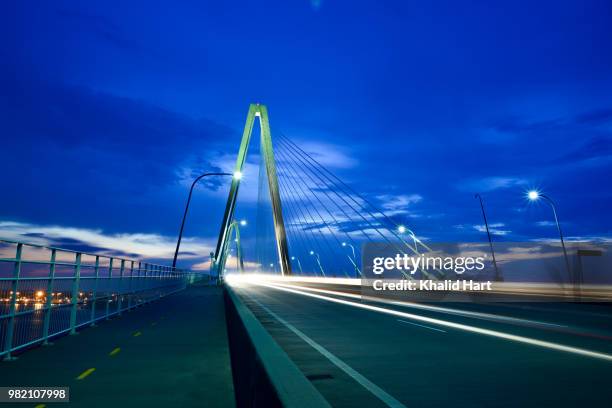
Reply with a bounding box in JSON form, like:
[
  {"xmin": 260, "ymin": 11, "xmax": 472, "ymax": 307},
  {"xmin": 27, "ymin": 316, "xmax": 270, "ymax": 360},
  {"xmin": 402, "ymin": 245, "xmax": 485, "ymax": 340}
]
[{"xmin": 0, "ymin": 282, "xmax": 235, "ymax": 407}]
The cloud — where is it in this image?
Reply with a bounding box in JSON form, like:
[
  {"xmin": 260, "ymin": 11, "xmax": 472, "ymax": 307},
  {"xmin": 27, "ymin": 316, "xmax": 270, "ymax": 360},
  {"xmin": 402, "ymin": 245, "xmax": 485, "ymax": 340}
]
[
  {"xmin": 0, "ymin": 76, "xmax": 242, "ymax": 235},
  {"xmin": 472, "ymin": 222, "xmax": 511, "ymax": 236},
  {"xmin": 0, "ymin": 220, "xmax": 214, "ymax": 261},
  {"xmin": 536, "ymin": 221, "xmax": 556, "ymax": 227},
  {"xmin": 553, "ymin": 136, "xmax": 612, "ymax": 166},
  {"xmin": 295, "ymin": 141, "xmax": 358, "ymax": 169},
  {"xmin": 198, "ymin": 152, "xmax": 262, "ymax": 203},
  {"xmin": 575, "ymin": 109, "xmax": 612, "ymax": 125},
  {"xmin": 457, "ymin": 176, "xmax": 528, "ymax": 192},
  {"xmin": 376, "ymin": 194, "xmax": 423, "ymax": 216}
]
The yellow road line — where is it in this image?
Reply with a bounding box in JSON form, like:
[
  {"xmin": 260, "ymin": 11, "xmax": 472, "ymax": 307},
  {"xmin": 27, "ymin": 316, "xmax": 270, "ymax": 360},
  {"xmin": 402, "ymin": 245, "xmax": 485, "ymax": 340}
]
[
  {"xmin": 76, "ymin": 368, "xmax": 96, "ymax": 380},
  {"xmin": 133, "ymin": 331, "xmax": 142, "ymax": 337},
  {"xmin": 109, "ymin": 347, "xmax": 121, "ymax": 356},
  {"xmin": 35, "ymin": 404, "xmax": 46, "ymax": 408}
]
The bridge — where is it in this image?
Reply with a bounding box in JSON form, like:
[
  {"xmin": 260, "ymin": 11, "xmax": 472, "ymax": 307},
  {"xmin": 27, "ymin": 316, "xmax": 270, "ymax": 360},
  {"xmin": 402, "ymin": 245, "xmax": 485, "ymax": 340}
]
[{"xmin": 1, "ymin": 104, "xmax": 611, "ymax": 407}]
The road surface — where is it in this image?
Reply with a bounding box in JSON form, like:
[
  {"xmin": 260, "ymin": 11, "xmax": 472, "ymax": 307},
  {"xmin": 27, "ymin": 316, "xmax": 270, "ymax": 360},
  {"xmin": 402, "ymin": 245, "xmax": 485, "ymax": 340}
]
[{"xmin": 231, "ymin": 280, "xmax": 612, "ymax": 408}]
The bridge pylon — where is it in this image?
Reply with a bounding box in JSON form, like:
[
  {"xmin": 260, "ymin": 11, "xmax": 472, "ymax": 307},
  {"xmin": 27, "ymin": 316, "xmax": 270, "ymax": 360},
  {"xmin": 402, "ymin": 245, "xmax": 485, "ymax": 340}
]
[{"xmin": 214, "ymin": 104, "xmax": 292, "ymax": 277}]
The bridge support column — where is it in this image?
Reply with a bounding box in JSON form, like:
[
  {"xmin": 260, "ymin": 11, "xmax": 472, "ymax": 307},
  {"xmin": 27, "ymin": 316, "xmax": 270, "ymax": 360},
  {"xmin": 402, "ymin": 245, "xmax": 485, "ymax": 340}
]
[{"xmin": 214, "ymin": 104, "xmax": 292, "ymax": 277}]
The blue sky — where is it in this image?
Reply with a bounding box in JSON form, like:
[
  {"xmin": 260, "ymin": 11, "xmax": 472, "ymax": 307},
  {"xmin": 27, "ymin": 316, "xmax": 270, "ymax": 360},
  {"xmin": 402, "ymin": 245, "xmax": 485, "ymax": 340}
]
[{"xmin": 1, "ymin": 0, "xmax": 611, "ymax": 269}]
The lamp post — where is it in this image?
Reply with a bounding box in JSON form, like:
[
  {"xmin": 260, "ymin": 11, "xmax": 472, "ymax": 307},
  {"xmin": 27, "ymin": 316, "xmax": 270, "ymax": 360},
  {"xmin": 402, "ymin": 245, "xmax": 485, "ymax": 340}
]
[
  {"xmin": 173, "ymin": 171, "xmax": 242, "ymax": 268},
  {"xmin": 291, "ymin": 256, "xmax": 303, "ymax": 274},
  {"xmin": 341, "ymin": 242, "xmax": 361, "ymax": 277},
  {"xmin": 397, "ymin": 225, "xmax": 421, "ymax": 253},
  {"xmin": 527, "ymin": 190, "xmax": 571, "ymax": 278},
  {"xmin": 233, "ymin": 219, "xmax": 247, "ymax": 274},
  {"xmin": 309, "ymin": 250, "xmax": 325, "ymax": 276},
  {"xmin": 475, "ymin": 194, "xmax": 501, "ymax": 281}
]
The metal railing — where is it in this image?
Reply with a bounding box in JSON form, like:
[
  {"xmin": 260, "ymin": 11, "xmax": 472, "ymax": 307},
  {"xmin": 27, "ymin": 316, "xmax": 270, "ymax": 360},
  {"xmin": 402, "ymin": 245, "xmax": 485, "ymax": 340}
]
[{"xmin": 0, "ymin": 239, "xmax": 200, "ymax": 360}]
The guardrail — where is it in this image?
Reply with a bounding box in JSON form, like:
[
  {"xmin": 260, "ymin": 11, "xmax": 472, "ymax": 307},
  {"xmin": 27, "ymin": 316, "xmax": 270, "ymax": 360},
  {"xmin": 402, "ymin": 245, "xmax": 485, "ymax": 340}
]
[
  {"xmin": 0, "ymin": 239, "xmax": 199, "ymax": 360},
  {"xmin": 224, "ymin": 286, "xmax": 331, "ymax": 408}
]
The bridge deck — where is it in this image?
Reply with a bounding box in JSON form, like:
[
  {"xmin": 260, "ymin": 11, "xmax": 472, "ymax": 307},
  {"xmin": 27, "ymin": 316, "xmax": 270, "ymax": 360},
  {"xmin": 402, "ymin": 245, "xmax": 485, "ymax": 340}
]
[
  {"xmin": 0, "ymin": 282, "xmax": 235, "ymax": 408},
  {"xmin": 233, "ymin": 283, "xmax": 612, "ymax": 408}
]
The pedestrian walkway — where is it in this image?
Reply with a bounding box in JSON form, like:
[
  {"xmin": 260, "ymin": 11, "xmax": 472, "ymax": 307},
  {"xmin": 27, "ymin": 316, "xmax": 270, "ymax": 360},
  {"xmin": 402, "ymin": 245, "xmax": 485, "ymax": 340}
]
[{"xmin": 0, "ymin": 282, "xmax": 235, "ymax": 408}]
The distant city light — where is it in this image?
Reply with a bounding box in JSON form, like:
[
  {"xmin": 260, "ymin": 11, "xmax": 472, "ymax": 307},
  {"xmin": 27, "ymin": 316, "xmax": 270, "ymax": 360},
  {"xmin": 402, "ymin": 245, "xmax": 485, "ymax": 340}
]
[
  {"xmin": 36, "ymin": 290, "xmax": 44, "ymax": 298},
  {"xmin": 291, "ymin": 256, "xmax": 295, "ymax": 260},
  {"xmin": 341, "ymin": 242, "xmax": 347, "ymax": 247},
  {"xmin": 528, "ymin": 190, "xmax": 540, "ymax": 201},
  {"xmin": 240, "ymin": 219, "xmax": 247, "ymax": 226},
  {"xmin": 309, "ymin": 250, "xmax": 315, "ymax": 255}
]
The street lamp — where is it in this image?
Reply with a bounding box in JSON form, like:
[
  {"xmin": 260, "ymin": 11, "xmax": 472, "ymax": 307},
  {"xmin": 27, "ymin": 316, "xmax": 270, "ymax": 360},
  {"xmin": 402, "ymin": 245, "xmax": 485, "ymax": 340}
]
[
  {"xmin": 475, "ymin": 194, "xmax": 501, "ymax": 281},
  {"xmin": 291, "ymin": 256, "xmax": 303, "ymax": 274},
  {"xmin": 231, "ymin": 219, "xmax": 247, "ymax": 274},
  {"xmin": 527, "ymin": 190, "xmax": 571, "ymax": 277},
  {"xmin": 396, "ymin": 224, "xmax": 421, "ymax": 253},
  {"xmin": 172, "ymin": 171, "xmax": 239, "ymax": 268},
  {"xmin": 309, "ymin": 250, "xmax": 326, "ymax": 276},
  {"xmin": 341, "ymin": 242, "xmax": 361, "ymax": 277}
]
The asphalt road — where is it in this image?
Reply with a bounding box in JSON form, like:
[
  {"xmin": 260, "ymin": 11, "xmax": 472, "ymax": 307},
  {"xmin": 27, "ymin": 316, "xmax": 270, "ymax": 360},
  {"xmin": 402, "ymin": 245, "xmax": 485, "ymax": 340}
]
[{"xmin": 231, "ymin": 281, "xmax": 612, "ymax": 408}]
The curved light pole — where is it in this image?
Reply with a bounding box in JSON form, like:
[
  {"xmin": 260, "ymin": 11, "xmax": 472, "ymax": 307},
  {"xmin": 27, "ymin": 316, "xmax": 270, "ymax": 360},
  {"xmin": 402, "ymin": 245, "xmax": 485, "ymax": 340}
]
[
  {"xmin": 291, "ymin": 256, "xmax": 303, "ymax": 274},
  {"xmin": 309, "ymin": 250, "xmax": 326, "ymax": 276},
  {"xmin": 527, "ymin": 190, "xmax": 571, "ymax": 277},
  {"xmin": 341, "ymin": 242, "xmax": 361, "ymax": 277},
  {"xmin": 172, "ymin": 171, "xmax": 241, "ymax": 268},
  {"xmin": 475, "ymin": 194, "xmax": 501, "ymax": 281},
  {"xmin": 397, "ymin": 225, "xmax": 420, "ymax": 254}
]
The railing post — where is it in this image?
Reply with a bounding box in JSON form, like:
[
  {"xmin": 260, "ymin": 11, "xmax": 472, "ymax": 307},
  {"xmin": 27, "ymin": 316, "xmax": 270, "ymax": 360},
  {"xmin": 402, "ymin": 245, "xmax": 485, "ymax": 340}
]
[
  {"xmin": 156, "ymin": 265, "xmax": 161, "ymax": 295},
  {"xmin": 141, "ymin": 262, "xmax": 147, "ymax": 303},
  {"xmin": 106, "ymin": 258, "xmax": 113, "ymax": 319},
  {"xmin": 89, "ymin": 256, "xmax": 100, "ymax": 326},
  {"xmin": 148, "ymin": 263, "xmax": 153, "ymax": 301},
  {"xmin": 147, "ymin": 263, "xmax": 152, "ymax": 300},
  {"xmin": 127, "ymin": 260, "xmax": 134, "ymax": 310},
  {"xmin": 69, "ymin": 252, "xmax": 82, "ymax": 335},
  {"xmin": 117, "ymin": 259, "xmax": 125, "ymax": 315},
  {"xmin": 137, "ymin": 261, "xmax": 142, "ymax": 306},
  {"xmin": 3, "ymin": 243, "xmax": 23, "ymax": 360},
  {"xmin": 42, "ymin": 249, "xmax": 56, "ymax": 345}
]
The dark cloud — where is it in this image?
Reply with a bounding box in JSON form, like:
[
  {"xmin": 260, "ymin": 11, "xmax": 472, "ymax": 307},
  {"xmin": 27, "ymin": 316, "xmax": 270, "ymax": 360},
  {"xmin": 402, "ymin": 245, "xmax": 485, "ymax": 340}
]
[
  {"xmin": 0, "ymin": 76, "xmax": 237, "ymax": 234},
  {"xmin": 575, "ymin": 109, "xmax": 612, "ymax": 125}
]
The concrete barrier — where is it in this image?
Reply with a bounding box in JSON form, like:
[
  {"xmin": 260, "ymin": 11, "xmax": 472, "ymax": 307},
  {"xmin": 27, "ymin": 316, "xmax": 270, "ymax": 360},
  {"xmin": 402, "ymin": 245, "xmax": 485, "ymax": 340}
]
[{"xmin": 224, "ymin": 286, "xmax": 331, "ymax": 408}]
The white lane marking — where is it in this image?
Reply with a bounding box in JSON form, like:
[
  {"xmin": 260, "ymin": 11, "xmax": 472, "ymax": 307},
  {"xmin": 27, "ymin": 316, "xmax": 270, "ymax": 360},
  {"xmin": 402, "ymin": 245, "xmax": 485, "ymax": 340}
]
[
  {"xmin": 249, "ymin": 282, "xmax": 612, "ymax": 363},
  {"xmin": 244, "ymin": 292, "xmax": 407, "ymax": 408},
  {"xmin": 268, "ymin": 282, "xmax": 567, "ymax": 329},
  {"xmin": 397, "ymin": 319, "xmax": 446, "ymax": 333}
]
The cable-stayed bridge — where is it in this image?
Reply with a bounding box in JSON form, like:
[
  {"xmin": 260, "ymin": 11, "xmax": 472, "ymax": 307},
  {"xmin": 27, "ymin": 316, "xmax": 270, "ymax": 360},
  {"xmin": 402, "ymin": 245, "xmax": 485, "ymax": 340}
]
[{"xmin": 1, "ymin": 104, "xmax": 611, "ymax": 408}]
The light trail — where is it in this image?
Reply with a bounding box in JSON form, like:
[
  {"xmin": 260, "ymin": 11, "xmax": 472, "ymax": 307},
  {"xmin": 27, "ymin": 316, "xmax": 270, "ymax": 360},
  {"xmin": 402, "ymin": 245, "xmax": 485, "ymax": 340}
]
[
  {"xmin": 266, "ymin": 281, "xmax": 568, "ymax": 330},
  {"xmin": 236, "ymin": 280, "xmax": 612, "ymax": 362}
]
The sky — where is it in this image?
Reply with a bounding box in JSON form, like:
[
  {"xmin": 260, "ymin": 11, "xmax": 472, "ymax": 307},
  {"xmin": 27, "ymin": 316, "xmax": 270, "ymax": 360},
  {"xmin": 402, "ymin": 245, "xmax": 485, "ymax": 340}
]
[{"xmin": 1, "ymin": 0, "xmax": 611, "ymax": 270}]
